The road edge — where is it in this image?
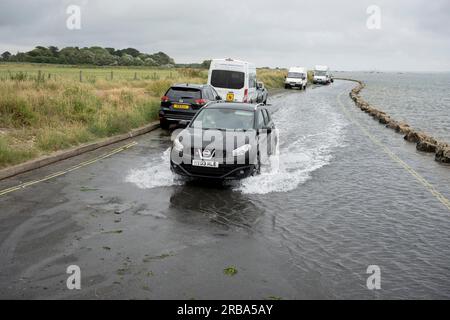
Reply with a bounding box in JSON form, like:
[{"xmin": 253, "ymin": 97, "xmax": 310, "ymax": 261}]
[{"xmin": 0, "ymin": 121, "xmax": 160, "ymax": 181}]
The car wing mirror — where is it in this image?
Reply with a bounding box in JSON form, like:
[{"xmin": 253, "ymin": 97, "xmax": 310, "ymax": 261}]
[{"xmin": 216, "ymin": 95, "xmax": 221, "ymax": 101}]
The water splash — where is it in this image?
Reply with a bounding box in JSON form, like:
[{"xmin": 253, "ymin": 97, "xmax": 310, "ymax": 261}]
[
  {"xmin": 125, "ymin": 148, "xmax": 182, "ymax": 189},
  {"xmin": 237, "ymin": 93, "xmax": 347, "ymax": 194}
]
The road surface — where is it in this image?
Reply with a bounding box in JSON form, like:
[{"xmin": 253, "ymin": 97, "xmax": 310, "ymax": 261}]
[{"xmin": 1, "ymin": 80, "xmax": 449, "ymax": 299}]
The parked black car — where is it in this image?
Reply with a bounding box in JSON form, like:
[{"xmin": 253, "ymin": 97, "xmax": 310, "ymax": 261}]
[
  {"xmin": 159, "ymin": 84, "xmax": 221, "ymax": 129},
  {"xmin": 170, "ymin": 102, "xmax": 277, "ymax": 180},
  {"xmin": 256, "ymin": 81, "xmax": 268, "ymax": 104}
]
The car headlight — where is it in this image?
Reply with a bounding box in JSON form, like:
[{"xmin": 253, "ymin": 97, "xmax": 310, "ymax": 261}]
[
  {"xmin": 232, "ymin": 144, "xmax": 251, "ymax": 157},
  {"xmin": 173, "ymin": 138, "xmax": 184, "ymax": 152}
]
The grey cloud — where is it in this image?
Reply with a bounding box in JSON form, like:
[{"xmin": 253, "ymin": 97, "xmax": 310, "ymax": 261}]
[{"xmin": 0, "ymin": 0, "xmax": 449, "ymax": 71}]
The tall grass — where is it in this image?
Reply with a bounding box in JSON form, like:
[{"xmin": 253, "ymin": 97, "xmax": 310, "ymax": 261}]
[
  {"xmin": 0, "ymin": 72, "xmax": 170, "ymax": 168},
  {"xmin": 257, "ymin": 68, "xmax": 287, "ymax": 89},
  {"xmin": 0, "ymin": 135, "xmax": 37, "ymax": 166}
]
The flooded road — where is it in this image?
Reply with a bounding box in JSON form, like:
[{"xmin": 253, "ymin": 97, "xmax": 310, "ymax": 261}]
[{"xmin": 1, "ymin": 80, "xmax": 449, "ymax": 299}]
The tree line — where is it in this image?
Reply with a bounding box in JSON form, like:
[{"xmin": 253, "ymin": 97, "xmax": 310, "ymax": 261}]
[{"xmin": 0, "ymin": 46, "xmax": 177, "ymax": 67}]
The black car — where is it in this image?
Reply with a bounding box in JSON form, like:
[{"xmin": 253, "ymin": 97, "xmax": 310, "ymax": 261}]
[
  {"xmin": 170, "ymin": 102, "xmax": 277, "ymax": 180},
  {"xmin": 159, "ymin": 84, "xmax": 221, "ymax": 129}
]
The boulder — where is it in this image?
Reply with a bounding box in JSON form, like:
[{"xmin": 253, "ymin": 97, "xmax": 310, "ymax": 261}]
[
  {"xmin": 385, "ymin": 119, "xmax": 399, "ymax": 129},
  {"xmin": 397, "ymin": 123, "xmax": 411, "ymax": 134},
  {"xmin": 404, "ymin": 131, "xmax": 424, "ymax": 143},
  {"xmin": 369, "ymin": 109, "xmax": 378, "ymax": 117},
  {"xmin": 416, "ymin": 140, "xmax": 437, "ymax": 153},
  {"xmin": 361, "ymin": 105, "xmax": 370, "ymax": 112},
  {"xmin": 435, "ymin": 147, "xmax": 450, "ymax": 164},
  {"xmin": 379, "ymin": 115, "xmax": 390, "ymax": 124}
]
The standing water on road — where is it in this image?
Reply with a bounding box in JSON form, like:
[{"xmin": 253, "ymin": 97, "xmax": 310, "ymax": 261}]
[
  {"xmin": 237, "ymin": 91, "xmax": 348, "ymax": 194},
  {"xmin": 123, "ymin": 80, "xmax": 450, "ymax": 299},
  {"xmin": 2, "ymin": 80, "xmax": 449, "ymax": 299}
]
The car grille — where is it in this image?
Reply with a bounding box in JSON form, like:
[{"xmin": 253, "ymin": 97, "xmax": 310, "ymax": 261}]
[{"xmin": 180, "ymin": 163, "xmax": 250, "ymax": 178}]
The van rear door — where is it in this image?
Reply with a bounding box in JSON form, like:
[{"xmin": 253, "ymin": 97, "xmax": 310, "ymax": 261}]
[{"xmin": 210, "ymin": 69, "xmax": 246, "ymax": 102}]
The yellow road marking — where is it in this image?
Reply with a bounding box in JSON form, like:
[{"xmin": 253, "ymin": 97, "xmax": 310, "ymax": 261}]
[
  {"xmin": 337, "ymin": 91, "xmax": 450, "ymax": 212},
  {"xmin": 0, "ymin": 141, "xmax": 137, "ymax": 197}
]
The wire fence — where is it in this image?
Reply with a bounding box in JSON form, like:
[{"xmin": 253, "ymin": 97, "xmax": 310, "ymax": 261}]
[{"xmin": 0, "ymin": 69, "xmax": 184, "ymax": 82}]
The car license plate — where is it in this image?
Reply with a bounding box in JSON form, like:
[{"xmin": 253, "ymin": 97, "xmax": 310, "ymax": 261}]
[
  {"xmin": 192, "ymin": 160, "xmax": 219, "ymax": 168},
  {"xmin": 226, "ymin": 93, "xmax": 234, "ymax": 102},
  {"xmin": 173, "ymin": 104, "xmax": 190, "ymax": 110}
]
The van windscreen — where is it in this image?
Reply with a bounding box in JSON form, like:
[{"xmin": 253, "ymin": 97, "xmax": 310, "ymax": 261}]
[
  {"xmin": 288, "ymin": 72, "xmax": 305, "ymax": 79},
  {"xmin": 211, "ymin": 70, "xmax": 245, "ymax": 90}
]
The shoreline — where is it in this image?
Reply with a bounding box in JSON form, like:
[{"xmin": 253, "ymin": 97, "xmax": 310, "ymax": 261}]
[{"xmin": 337, "ymin": 78, "xmax": 450, "ymax": 164}]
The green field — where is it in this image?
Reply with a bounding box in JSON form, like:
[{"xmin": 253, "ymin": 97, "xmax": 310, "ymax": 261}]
[
  {"xmin": 0, "ymin": 63, "xmax": 191, "ymax": 82},
  {"xmin": 0, "ymin": 63, "xmax": 286, "ymax": 169}
]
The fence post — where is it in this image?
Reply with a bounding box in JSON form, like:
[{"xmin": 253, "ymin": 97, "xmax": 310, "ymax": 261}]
[
  {"xmin": 79, "ymin": 70, "xmax": 83, "ymax": 82},
  {"xmin": 38, "ymin": 70, "xmax": 42, "ymax": 81},
  {"xmin": 111, "ymin": 71, "xmax": 113, "ymax": 81},
  {"xmin": 134, "ymin": 72, "xmax": 137, "ymax": 80}
]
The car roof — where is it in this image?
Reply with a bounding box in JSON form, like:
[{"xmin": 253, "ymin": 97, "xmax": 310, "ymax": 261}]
[
  {"xmin": 204, "ymin": 102, "xmax": 263, "ymax": 111},
  {"xmin": 171, "ymin": 83, "xmax": 208, "ymax": 89},
  {"xmin": 289, "ymin": 67, "xmax": 306, "ymax": 72}
]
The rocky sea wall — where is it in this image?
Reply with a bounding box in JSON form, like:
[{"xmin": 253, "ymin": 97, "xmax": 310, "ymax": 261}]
[{"xmin": 340, "ymin": 78, "xmax": 450, "ymax": 164}]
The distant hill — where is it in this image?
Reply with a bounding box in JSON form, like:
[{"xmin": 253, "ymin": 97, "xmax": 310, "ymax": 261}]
[{"xmin": 0, "ymin": 46, "xmax": 176, "ymax": 67}]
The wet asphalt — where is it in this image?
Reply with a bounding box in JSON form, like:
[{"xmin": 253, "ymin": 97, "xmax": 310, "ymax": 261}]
[{"xmin": 0, "ymin": 80, "xmax": 449, "ymax": 299}]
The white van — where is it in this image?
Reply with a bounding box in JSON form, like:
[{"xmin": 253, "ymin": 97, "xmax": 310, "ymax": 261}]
[
  {"xmin": 285, "ymin": 67, "xmax": 307, "ymax": 90},
  {"xmin": 208, "ymin": 58, "xmax": 258, "ymax": 103},
  {"xmin": 313, "ymin": 65, "xmax": 331, "ymax": 84}
]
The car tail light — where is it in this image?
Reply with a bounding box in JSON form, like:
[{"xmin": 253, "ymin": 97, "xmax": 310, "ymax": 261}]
[
  {"xmin": 161, "ymin": 96, "xmax": 169, "ymax": 102},
  {"xmin": 195, "ymin": 99, "xmax": 206, "ymax": 105},
  {"xmin": 243, "ymin": 89, "xmax": 249, "ymax": 102}
]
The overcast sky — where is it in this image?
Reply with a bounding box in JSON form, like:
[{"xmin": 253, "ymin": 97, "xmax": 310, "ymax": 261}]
[{"xmin": 1, "ymin": 0, "xmax": 449, "ymax": 71}]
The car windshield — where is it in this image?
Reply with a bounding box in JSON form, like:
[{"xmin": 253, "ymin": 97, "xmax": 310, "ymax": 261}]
[
  {"xmin": 192, "ymin": 108, "xmax": 254, "ymax": 130},
  {"xmin": 315, "ymin": 71, "xmax": 327, "ymax": 76},
  {"xmin": 287, "ymin": 72, "xmax": 305, "ymax": 79},
  {"xmin": 211, "ymin": 70, "xmax": 245, "ymax": 89},
  {"xmin": 166, "ymin": 87, "xmax": 201, "ymax": 100}
]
